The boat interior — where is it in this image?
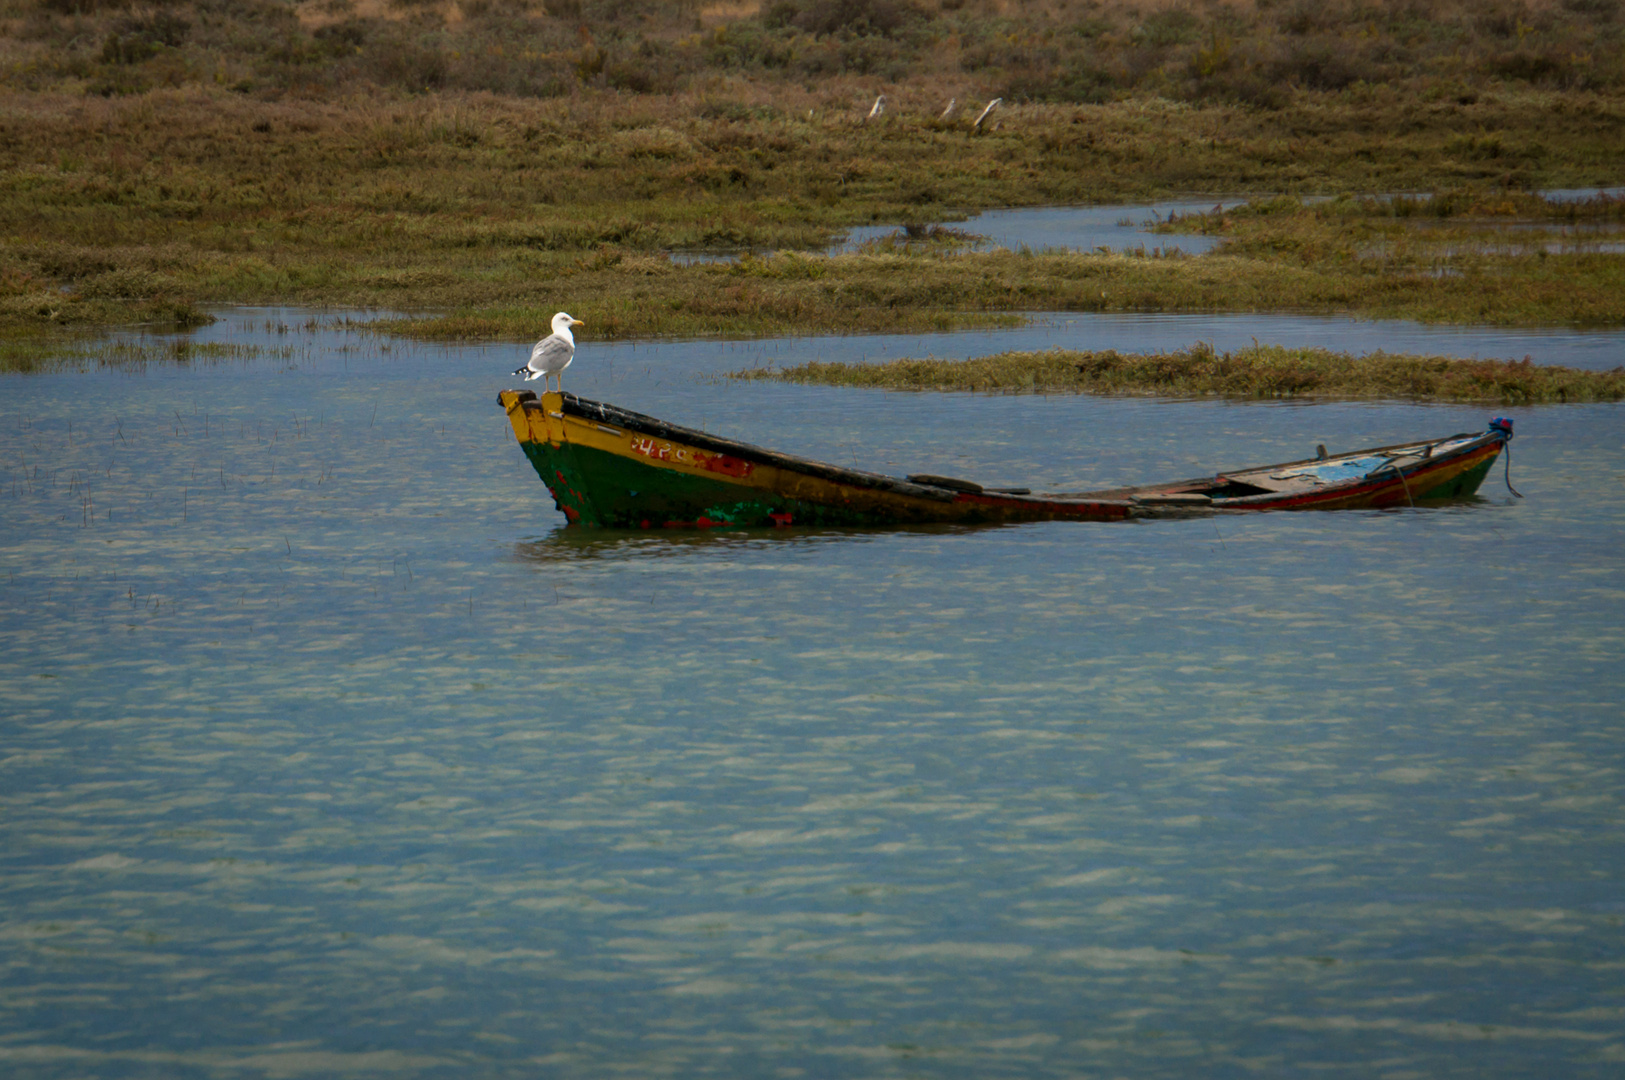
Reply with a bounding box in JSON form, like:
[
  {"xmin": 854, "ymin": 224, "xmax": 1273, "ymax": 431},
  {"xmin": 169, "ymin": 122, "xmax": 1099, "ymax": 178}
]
[{"xmin": 982, "ymin": 433, "xmax": 1490, "ymax": 506}]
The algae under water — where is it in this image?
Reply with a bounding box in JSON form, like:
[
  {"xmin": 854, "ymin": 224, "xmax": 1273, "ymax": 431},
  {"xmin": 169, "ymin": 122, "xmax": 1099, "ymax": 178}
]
[{"xmin": 1, "ymin": 310, "xmax": 1622, "ymax": 1078}]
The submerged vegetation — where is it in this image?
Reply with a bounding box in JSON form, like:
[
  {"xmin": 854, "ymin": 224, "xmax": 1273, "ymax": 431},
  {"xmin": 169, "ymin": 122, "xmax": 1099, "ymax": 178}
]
[
  {"xmin": 733, "ymin": 344, "xmax": 1625, "ymax": 404},
  {"xmin": 0, "ymin": 335, "xmax": 279, "ymax": 373}
]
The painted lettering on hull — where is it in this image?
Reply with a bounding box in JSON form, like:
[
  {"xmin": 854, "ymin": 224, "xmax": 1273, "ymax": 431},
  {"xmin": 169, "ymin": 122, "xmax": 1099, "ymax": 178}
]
[
  {"xmin": 630, "ymin": 438, "xmax": 672, "ymax": 461},
  {"xmin": 630, "ymin": 437, "xmax": 754, "ymax": 480}
]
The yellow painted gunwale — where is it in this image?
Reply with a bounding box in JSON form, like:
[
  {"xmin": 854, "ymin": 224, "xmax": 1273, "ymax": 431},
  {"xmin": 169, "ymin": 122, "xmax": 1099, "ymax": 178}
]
[{"xmin": 501, "ymin": 390, "xmax": 984, "ymax": 518}]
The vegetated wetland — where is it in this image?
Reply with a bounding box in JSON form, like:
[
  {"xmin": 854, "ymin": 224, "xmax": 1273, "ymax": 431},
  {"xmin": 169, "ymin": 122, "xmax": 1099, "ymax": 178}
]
[
  {"xmin": 0, "ymin": 333, "xmax": 306, "ymax": 374},
  {"xmin": 5, "ymin": 0, "xmax": 1625, "ymax": 1073},
  {"xmin": 4, "ymin": 0, "xmax": 1625, "ymax": 345},
  {"xmin": 734, "ymin": 342, "xmax": 1625, "ymax": 403},
  {"xmin": 3, "ymin": 313, "xmax": 1624, "ymax": 1076}
]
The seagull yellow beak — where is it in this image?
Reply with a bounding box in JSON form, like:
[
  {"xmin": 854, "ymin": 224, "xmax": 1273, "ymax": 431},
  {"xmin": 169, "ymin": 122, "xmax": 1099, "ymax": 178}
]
[{"xmin": 572, "ymin": 319, "xmax": 585, "ymax": 327}]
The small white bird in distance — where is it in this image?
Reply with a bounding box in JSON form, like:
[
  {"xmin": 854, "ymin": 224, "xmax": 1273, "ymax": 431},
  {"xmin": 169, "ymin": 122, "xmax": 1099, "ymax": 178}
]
[
  {"xmin": 867, "ymin": 94, "xmax": 886, "ymax": 121},
  {"xmin": 513, "ymin": 311, "xmax": 583, "ymax": 393}
]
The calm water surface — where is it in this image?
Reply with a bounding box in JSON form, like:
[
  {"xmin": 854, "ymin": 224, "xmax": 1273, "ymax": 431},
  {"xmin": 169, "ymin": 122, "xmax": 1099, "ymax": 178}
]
[
  {"xmin": 669, "ymin": 199, "xmax": 1246, "ymax": 263},
  {"xmin": 2, "ymin": 311, "xmax": 1623, "ymax": 1078},
  {"xmin": 697, "ymin": 311, "xmax": 1625, "ymax": 373},
  {"xmin": 835, "ymin": 200, "xmax": 1248, "ymax": 257},
  {"xmin": 830, "ymin": 188, "xmax": 1625, "ymax": 259}
]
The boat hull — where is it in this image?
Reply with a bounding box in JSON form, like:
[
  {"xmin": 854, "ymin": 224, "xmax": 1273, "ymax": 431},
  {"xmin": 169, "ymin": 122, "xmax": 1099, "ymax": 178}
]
[
  {"xmin": 501, "ymin": 390, "xmax": 1134, "ymax": 527},
  {"xmin": 500, "ymin": 390, "xmax": 1509, "ymax": 529}
]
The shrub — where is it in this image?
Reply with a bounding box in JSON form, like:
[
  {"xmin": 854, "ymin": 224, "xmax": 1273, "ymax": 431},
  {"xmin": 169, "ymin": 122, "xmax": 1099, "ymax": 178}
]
[
  {"xmin": 1140, "ymin": 8, "xmax": 1199, "ymax": 47},
  {"xmin": 767, "ymin": 0, "xmax": 925, "ymax": 38},
  {"xmin": 99, "ymin": 12, "xmax": 190, "ymax": 65},
  {"xmin": 359, "ymin": 34, "xmax": 448, "ymax": 91},
  {"xmin": 1269, "ymin": 38, "xmax": 1379, "ymax": 91},
  {"xmin": 313, "ymin": 21, "xmax": 367, "ymax": 56},
  {"xmin": 37, "ymin": 0, "xmax": 128, "ymax": 13},
  {"xmin": 1487, "ymin": 49, "xmax": 1574, "ymax": 85}
]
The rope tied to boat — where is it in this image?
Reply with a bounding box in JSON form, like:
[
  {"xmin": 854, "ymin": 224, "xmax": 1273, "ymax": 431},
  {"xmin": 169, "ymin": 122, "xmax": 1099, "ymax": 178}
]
[
  {"xmin": 1368, "ymin": 459, "xmax": 1415, "ymax": 507},
  {"xmin": 1491, "ymin": 417, "xmax": 1523, "ymax": 498}
]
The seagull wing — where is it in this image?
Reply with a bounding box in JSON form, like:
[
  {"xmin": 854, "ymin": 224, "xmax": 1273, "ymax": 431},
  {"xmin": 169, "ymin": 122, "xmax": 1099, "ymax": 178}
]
[{"xmin": 528, "ymin": 333, "xmax": 575, "ymax": 377}]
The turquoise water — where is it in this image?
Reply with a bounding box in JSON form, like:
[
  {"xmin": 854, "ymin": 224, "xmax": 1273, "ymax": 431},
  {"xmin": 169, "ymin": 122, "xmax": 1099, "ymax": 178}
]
[{"xmin": 2, "ymin": 312, "xmax": 1623, "ymax": 1078}]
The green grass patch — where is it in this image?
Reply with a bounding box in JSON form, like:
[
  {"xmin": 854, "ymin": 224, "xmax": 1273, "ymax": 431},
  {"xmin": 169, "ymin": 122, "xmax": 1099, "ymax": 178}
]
[
  {"xmin": 2, "ymin": 85, "xmax": 1622, "ymax": 324},
  {"xmin": 380, "ymin": 239, "xmax": 1625, "ymax": 344},
  {"xmin": 0, "ymin": 285, "xmax": 213, "ymax": 337},
  {"xmin": 733, "ymin": 344, "xmax": 1625, "ymax": 404},
  {"xmin": 1, "ymin": 48, "xmax": 1622, "ymax": 353}
]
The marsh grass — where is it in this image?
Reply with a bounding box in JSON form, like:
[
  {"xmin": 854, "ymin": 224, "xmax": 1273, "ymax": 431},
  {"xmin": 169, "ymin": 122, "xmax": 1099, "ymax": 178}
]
[
  {"xmin": 1160, "ymin": 191, "xmax": 1625, "ymax": 259},
  {"xmin": 3, "ymin": 1, "xmax": 1624, "ymax": 348},
  {"xmin": 379, "ymin": 235, "xmax": 1625, "ymax": 344},
  {"xmin": 734, "ymin": 344, "xmax": 1625, "ymax": 404},
  {"xmin": 0, "ymin": 336, "xmax": 278, "ymax": 374},
  {"xmin": 0, "ymin": 280, "xmax": 213, "ymax": 335},
  {"xmin": 850, "ymin": 224, "xmax": 985, "ymax": 255},
  {"xmin": 2, "ymin": 84, "xmax": 1623, "ymax": 333}
]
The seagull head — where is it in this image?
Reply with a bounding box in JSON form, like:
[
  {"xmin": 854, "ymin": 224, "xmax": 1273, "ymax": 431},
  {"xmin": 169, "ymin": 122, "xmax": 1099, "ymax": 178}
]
[{"xmin": 551, "ymin": 311, "xmax": 583, "ymax": 337}]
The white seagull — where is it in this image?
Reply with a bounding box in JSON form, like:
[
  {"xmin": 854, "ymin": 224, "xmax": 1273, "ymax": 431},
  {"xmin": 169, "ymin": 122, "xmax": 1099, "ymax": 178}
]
[{"xmin": 513, "ymin": 311, "xmax": 583, "ymax": 393}]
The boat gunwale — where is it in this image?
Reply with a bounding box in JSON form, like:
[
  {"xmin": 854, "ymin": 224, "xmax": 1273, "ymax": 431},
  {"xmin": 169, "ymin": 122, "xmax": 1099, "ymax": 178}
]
[
  {"xmin": 1068, "ymin": 431, "xmax": 1504, "ymax": 505},
  {"xmin": 1208, "ymin": 438, "xmax": 1502, "ymax": 508},
  {"xmin": 519, "ymin": 391, "xmax": 1134, "ymax": 508}
]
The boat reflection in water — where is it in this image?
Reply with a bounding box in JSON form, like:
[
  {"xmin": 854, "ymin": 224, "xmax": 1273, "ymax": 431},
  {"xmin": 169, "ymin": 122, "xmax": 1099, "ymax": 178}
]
[{"xmin": 500, "ymin": 390, "xmax": 1512, "ymax": 529}]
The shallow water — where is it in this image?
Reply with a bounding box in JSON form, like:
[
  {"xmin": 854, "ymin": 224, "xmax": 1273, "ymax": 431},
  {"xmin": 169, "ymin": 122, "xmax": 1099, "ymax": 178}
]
[
  {"xmin": 668, "ymin": 200, "xmax": 1246, "ymax": 264},
  {"xmin": 834, "ymin": 199, "xmax": 1247, "ymax": 257},
  {"xmin": 832, "ymin": 188, "xmax": 1625, "ymax": 260},
  {"xmin": 1538, "ymin": 186, "xmax": 1625, "ymax": 202},
  {"xmin": 676, "ymin": 189, "xmax": 1625, "ymax": 264},
  {"xmin": 3, "ymin": 311, "xmax": 1623, "ymax": 1079},
  {"xmin": 694, "ymin": 311, "xmax": 1625, "ymax": 373}
]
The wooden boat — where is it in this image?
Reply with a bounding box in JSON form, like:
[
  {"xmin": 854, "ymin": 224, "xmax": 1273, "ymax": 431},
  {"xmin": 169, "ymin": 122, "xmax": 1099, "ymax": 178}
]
[{"xmin": 499, "ymin": 389, "xmax": 1513, "ymax": 528}]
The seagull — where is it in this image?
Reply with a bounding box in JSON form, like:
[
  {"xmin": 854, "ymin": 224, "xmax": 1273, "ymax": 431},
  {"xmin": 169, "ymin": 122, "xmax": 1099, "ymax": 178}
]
[
  {"xmin": 513, "ymin": 311, "xmax": 582, "ymax": 393},
  {"xmin": 866, "ymin": 94, "xmax": 886, "ymax": 122}
]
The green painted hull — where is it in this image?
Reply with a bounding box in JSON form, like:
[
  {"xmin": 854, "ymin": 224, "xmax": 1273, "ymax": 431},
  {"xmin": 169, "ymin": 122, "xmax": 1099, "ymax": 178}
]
[
  {"xmin": 1414, "ymin": 455, "xmax": 1496, "ymax": 500},
  {"xmin": 523, "ymin": 439, "xmax": 1004, "ymax": 528}
]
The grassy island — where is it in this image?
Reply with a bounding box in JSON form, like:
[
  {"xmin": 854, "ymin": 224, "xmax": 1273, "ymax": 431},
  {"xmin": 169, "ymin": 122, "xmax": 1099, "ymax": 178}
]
[{"xmin": 731, "ymin": 344, "xmax": 1625, "ymax": 404}]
